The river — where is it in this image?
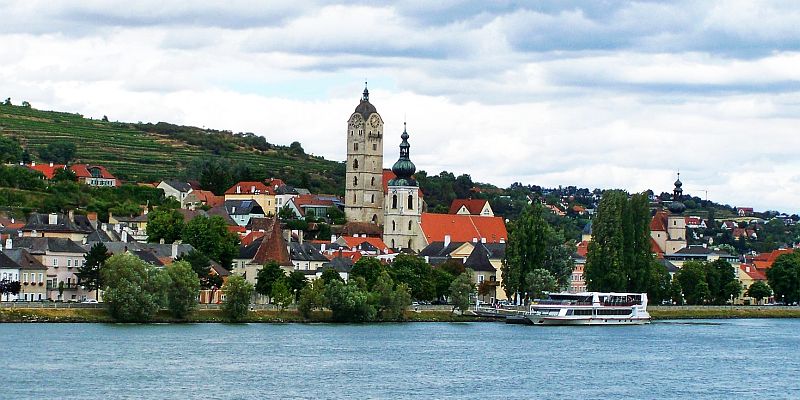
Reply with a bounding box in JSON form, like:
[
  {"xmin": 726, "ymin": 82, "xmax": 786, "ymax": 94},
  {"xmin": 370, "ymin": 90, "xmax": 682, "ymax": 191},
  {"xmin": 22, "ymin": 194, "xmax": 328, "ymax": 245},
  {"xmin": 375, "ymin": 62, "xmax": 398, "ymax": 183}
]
[{"xmin": 2, "ymin": 319, "xmax": 799, "ymax": 399}]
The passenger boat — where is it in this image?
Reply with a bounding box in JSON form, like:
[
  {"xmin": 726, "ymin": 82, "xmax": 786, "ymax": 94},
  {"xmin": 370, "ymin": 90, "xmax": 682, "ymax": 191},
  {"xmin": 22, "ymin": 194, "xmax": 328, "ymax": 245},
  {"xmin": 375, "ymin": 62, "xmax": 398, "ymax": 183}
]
[{"xmin": 518, "ymin": 292, "xmax": 650, "ymax": 325}]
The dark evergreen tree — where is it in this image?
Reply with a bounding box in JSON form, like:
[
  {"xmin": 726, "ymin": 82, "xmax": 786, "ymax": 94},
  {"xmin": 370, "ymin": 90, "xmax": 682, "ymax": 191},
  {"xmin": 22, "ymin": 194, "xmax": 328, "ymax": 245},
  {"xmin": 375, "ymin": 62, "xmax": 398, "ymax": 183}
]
[{"xmin": 77, "ymin": 242, "xmax": 109, "ymax": 300}]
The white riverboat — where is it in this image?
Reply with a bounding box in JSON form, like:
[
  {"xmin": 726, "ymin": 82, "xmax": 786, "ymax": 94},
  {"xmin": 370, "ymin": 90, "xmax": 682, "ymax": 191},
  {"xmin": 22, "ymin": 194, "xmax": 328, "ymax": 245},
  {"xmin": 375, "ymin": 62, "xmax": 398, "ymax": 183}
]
[{"xmin": 520, "ymin": 292, "xmax": 650, "ymax": 325}]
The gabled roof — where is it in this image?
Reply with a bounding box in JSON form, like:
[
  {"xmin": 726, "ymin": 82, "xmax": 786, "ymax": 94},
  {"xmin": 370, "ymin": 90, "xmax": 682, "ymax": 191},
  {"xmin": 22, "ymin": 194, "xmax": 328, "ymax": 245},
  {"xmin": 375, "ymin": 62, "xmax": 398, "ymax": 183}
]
[
  {"xmin": 740, "ymin": 264, "xmax": 767, "ymax": 281},
  {"xmin": 419, "ymin": 241, "xmax": 467, "ymax": 258},
  {"xmin": 130, "ymin": 249, "xmax": 164, "ymax": 266},
  {"xmin": 449, "ymin": 199, "xmax": 489, "ymax": 215},
  {"xmin": 463, "ymin": 244, "xmax": 496, "ymax": 272},
  {"xmin": 576, "ymin": 240, "xmax": 590, "ymax": 258},
  {"xmin": 250, "ymin": 217, "xmax": 292, "ymax": 266},
  {"xmin": 658, "ymin": 259, "xmax": 679, "ymax": 273},
  {"xmin": 289, "ymin": 242, "xmax": 329, "ymax": 262},
  {"xmin": 225, "ymin": 181, "xmax": 274, "ymax": 195},
  {"xmin": 161, "ymin": 180, "xmax": 193, "ymax": 193},
  {"xmin": 224, "ymin": 200, "xmax": 265, "ymax": 216},
  {"xmin": 338, "ymin": 236, "xmax": 390, "ymax": 252},
  {"xmin": 70, "ymin": 164, "xmax": 116, "ymax": 180},
  {"xmin": 185, "ymin": 190, "xmax": 224, "ymax": 207},
  {"xmin": 0, "ymin": 251, "xmax": 21, "ymax": 269},
  {"xmin": 322, "ymin": 256, "xmax": 354, "ymax": 272},
  {"xmin": 205, "ymin": 206, "xmax": 238, "ymax": 226},
  {"xmin": 752, "ymin": 248, "xmax": 794, "ymax": 270},
  {"xmin": 420, "ymin": 213, "xmax": 508, "ymax": 245},
  {"xmin": 11, "ymin": 237, "xmax": 87, "ymax": 254},
  {"xmin": 23, "ymin": 213, "xmax": 93, "ymax": 234},
  {"xmin": 3, "ymin": 249, "xmax": 47, "ymax": 270},
  {"xmin": 650, "ymin": 210, "xmax": 669, "ymax": 231},
  {"xmin": 27, "ymin": 163, "xmax": 66, "ymax": 179}
]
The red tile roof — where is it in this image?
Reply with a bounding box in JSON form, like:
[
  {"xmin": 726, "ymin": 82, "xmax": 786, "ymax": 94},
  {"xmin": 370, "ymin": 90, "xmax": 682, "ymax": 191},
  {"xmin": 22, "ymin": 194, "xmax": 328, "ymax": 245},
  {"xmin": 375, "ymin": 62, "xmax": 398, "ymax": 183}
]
[
  {"xmin": 252, "ymin": 216, "xmax": 292, "ymax": 266},
  {"xmin": 650, "ymin": 237, "xmax": 664, "ymax": 257},
  {"xmin": 740, "ymin": 264, "xmax": 767, "ymax": 281},
  {"xmin": 752, "ymin": 249, "xmax": 794, "ymax": 270},
  {"xmin": 225, "ymin": 181, "xmax": 274, "ymax": 195},
  {"xmin": 240, "ymin": 231, "xmax": 266, "ymax": 246},
  {"xmin": 190, "ymin": 190, "xmax": 224, "ymax": 207},
  {"xmin": 70, "ymin": 164, "xmax": 117, "ymax": 180},
  {"xmin": 576, "ymin": 240, "xmax": 589, "ymax": 257},
  {"xmin": 650, "ymin": 210, "xmax": 669, "ymax": 231},
  {"xmin": 449, "ymin": 199, "xmax": 489, "ymax": 215},
  {"xmin": 339, "ymin": 236, "xmax": 390, "ymax": 252},
  {"xmin": 27, "ymin": 163, "xmax": 66, "ymax": 179},
  {"xmin": 420, "ymin": 213, "xmax": 508, "ymax": 245}
]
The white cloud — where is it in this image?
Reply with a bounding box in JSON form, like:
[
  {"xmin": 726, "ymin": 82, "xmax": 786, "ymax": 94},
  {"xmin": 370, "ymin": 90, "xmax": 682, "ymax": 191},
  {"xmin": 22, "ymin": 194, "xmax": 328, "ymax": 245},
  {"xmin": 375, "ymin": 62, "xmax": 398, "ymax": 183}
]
[{"xmin": 1, "ymin": 1, "xmax": 799, "ymax": 212}]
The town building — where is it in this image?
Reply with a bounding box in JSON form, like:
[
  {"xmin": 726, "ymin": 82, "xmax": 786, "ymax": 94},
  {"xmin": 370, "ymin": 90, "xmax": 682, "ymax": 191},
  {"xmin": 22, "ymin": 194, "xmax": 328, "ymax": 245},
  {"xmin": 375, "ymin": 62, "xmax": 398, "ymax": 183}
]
[
  {"xmin": 224, "ymin": 181, "xmax": 276, "ymax": 215},
  {"xmin": 383, "ymin": 124, "xmax": 425, "ymax": 251},
  {"xmin": 449, "ymin": 199, "xmax": 494, "ymax": 217},
  {"xmin": 157, "ymin": 181, "xmax": 193, "ymax": 206}
]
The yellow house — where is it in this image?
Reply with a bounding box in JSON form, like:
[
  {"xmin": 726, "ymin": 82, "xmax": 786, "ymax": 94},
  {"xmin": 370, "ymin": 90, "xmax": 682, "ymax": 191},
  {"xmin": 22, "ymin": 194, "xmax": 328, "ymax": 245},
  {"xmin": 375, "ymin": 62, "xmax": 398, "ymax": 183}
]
[
  {"xmin": 421, "ymin": 240, "xmax": 507, "ymax": 301},
  {"xmin": 736, "ymin": 264, "xmax": 769, "ymax": 305},
  {"xmin": 224, "ymin": 181, "xmax": 276, "ymax": 215}
]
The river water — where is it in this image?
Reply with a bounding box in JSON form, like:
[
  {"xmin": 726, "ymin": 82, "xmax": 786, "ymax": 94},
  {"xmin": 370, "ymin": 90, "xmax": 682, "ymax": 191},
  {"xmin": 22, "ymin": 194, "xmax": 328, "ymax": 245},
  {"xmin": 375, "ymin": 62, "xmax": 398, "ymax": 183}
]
[{"xmin": 1, "ymin": 319, "xmax": 799, "ymax": 399}]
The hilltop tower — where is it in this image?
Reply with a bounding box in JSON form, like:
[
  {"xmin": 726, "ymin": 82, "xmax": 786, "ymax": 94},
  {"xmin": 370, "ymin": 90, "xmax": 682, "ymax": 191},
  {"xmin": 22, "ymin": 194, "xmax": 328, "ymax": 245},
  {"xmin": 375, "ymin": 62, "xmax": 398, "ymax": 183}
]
[
  {"xmin": 345, "ymin": 83, "xmax": 385, "ymax": 225},
  {"xmin": 383, "ymin": 123, "xmax": 424, "ymax": 251}
]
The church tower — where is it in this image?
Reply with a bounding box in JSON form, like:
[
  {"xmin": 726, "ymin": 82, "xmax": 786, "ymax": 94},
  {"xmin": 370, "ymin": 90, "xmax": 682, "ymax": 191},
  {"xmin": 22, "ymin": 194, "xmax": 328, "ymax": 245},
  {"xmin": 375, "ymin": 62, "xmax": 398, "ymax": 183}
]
[
  {"xmin": 345, "ymin": 83, "xmax": 384, "ymax": 225},
  {"xmin": 666, "ymin": 173, "xmax": 687, "ymax": 254},
  {"xmin": 383, "ymin": 123, "xmax": 424, "ymax": 251}
]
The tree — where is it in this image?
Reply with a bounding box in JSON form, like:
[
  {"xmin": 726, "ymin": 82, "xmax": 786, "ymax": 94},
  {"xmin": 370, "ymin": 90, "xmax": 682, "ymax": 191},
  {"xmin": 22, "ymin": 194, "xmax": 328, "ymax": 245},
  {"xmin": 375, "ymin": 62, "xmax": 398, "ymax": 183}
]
[
  {"xmin": 372, "ymin": 271, "xmax": 412, "ymax": 320},
  {"xmin": 101, "ymin": 253, "xmax": 171, "ymax": 322},
  {"xmin": 390, "ymin": 254, "xmax": 435, "ymax": 301},
  {"xmin": 0, "ymin": 280, "xmax": 21, "ymax": 301},
  {"xmin": 77, "ymin": 242, "xmax": 109, "ymax": 300},
  {"xmin": 165, "ymin": 260, "xmax": 200, "ymax": 319},
  {"xmin": 146, "ymin": 208, "xmax": 185, "ymax": 244},
  {"xmin": 669, "ymin": 275, "xmax": 683, "ymax": 305},
  {"xmin": 38, "ymin": 141, "xmax": 77, "ymax": 164},
  {"xmin": 524, "ymin": 268, "xmax": 558, "ymax": 300},
  {"xmin": 767, "ymin": 252, "xmax": 800, "ymax": 304},
  {"xmin": 287, "ymin": 270, "xmax": 308, "ymax": 302},
  {"xmin": 449, "ymin": 269, "xmax": 475, "ymax": 313},
  {"xmin": 324, "ymin": 280, "xmax": 375, "ymax": 322},
  {"xmin": 181, "ymin": 215, "xmax": 239, "ymax": 269},
  {"xmin": 0, "ymin": 136, "xmax": 24, "ymax": 164},
  {"xmin": 503, "ymin": 203, "xmax": 573, "ymax": 300},
  {"xmin": 320, "ymin": 267, "xmax": 344, "ymax": 285},
  {"xmin": 432, "ymin": 267, "xmax": 456, "ymax": 301},
  {"xmin": 586, "ymin": 191, "xmax": 657, "ymax": 296},
  {"xmin": 196, "ymin": 158, "xmax": 234, "ymax": 195},
  {"xmin": 51, "ymin": 168, "xmax": 77, "ymax": 183},
  {"xmin": 677, "ymin": 262, "xmax": 708, "ymax": 305},
  {"xmin": 289, "ymin": 141, "xmax": 305, "ymax": 155},
  {"xmin": 745, "ymin": 281, "xmax": 772, "ymax": 304},
  {"xmin": 706, "ymin": 259, "xmax": 739, "ymax": 304},
  {"xmin": 175, "ymin": 249, "xmax": 216, "ymax": 289},
  {"xmin": 298, "ymin": 278, "xmax": 326, "ymax": 318},
  {"xmin": 350, "ymin": 257, "xmax": 386, "ymax": 290},
  {"xmin": 271, "ymin": 278, "xmax": 293, "ymax": 312},
  {"xmin": 222, "ymin": 275, "xmax": 253, "ymax": 322},
  {"xmin": 255, "ymin": 261, "xmax": 285, "ymax": 302},
  {"xmin": 647, "ymin": 261, "xmax": 672, "ymax": 305},
  {"xmin": 278, "ymin": 205, "xmax": 295, "ymax": 220}
]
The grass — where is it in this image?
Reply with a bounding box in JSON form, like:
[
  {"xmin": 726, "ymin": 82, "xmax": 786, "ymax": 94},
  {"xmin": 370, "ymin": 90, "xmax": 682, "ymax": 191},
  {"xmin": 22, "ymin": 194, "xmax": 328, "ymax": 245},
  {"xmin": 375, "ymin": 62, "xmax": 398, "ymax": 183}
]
[{"xmin": 649, "ymin": 307, "xmax": 800, "ymax": 320}]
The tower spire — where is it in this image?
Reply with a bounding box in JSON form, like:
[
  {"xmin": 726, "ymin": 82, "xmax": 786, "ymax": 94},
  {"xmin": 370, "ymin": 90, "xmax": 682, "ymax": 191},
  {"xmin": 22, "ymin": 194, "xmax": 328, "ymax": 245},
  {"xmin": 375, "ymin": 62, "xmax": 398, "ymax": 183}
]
[
  {"xmin": 362, "ymin": 80, "xmax": 369, "ymax": 102},
  {"xmin": 389, "ymin": 123, "xmax": 416, "ymax": 187}
]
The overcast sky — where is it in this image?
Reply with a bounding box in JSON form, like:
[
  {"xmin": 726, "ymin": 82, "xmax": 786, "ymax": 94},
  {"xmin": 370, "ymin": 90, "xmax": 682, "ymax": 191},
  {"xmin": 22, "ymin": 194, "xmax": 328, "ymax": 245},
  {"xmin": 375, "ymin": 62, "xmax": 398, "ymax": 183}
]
[{"xmin": 2, "ymin": 1, "xmax": 799, "ymax": 212}]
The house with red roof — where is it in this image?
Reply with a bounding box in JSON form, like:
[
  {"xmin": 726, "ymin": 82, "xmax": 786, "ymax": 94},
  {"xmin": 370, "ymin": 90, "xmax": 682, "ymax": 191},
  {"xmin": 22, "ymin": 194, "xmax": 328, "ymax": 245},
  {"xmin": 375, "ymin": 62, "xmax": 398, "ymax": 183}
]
[
  {"xmin": 224, "ymin": 181, "xmax": 275, "ymax": 215},
  {"xmin": 449, "ymin": 199, "xmax": 494, "ymax": 217},
  {"xmin": 750, "ymin": 248, "xmax": 794, "ymax": 271},
  {"xmin": 183, "ymin": 190, "xmax": 224, "ymax": 209},
  {"xmin": 26, "ymin": 162, "xmax": 67, "ymax": 179},
  {"xmin": 70, "ymin": 164, "xmax": 119, "ymax": 187},
  {"xmin": 736, "ymin": 263, "xmax": 770, "ymax": 304},
  {"xmin": 335, "ymin": 235, "xmax": 391, "ymax": 255},
  {"xmin": 650, "ymin": 210, "xmax": 687, "ymax": 255},
  {"xmin": 419, "ymin": 213, "xmax": 508, "ymax": 248},
  {"xmin": 737, "ymin": 207, "xmax": 754, "ymax": 217}
]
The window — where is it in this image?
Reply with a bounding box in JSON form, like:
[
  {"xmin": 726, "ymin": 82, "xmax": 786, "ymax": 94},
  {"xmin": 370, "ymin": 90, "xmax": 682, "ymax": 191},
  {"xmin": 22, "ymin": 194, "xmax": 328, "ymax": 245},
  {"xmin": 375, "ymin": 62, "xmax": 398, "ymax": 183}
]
[
  {"xmin": 408, "ymin": 239, "xmax": 412, "ymax": 249},
  {"xmin": 353, "ymin": 159, "xmax": 359, "ymax": 169},
  {"xmin": 371, "ymin": 177, "xmax": 375, "ymax": 186},
  {"xmin": 53, "ymin": 258, "xmax": 58, "ymax": 267},
  {"xmin": 68, "ymin": 259, "xmax": 71, "ymax": 267},
  {"xmin": 408, "ymin": 220, "xmax": 412, "ymax": 231},
  {"xmin": 23, "ymin": 273, "xmax": 28, "ymax": 283},
  {"xmin": 353, "ymin": 176, "xmax": 358, "ymax": 186},
  {"xmin": 371, "ymin": 194, "xmax": 375, "ymax": 203},
  {"xmin": 373, "ymin": 144, "xmax": 377, "ymax": 151},
  {"xmin": 392, "ymin": 220, "xmax": 396, "ymax": 231},
  {"xmin": 408, "ymin": 195, "xmax": 414, "ymax": 210},
  {"xmin": 392, "ymin": 195, "xmax": 398, "ymax": 209},
  {"xmin": 39, "ymin": 273, "xmax": 43, "ymax": 283},
  {"xmin": 479, "ymin": 275, "xmax": 485, "ymax": 283},
  {"xmin": 354, "ymin": 143, "xmax": 359, "ymax": 151}
]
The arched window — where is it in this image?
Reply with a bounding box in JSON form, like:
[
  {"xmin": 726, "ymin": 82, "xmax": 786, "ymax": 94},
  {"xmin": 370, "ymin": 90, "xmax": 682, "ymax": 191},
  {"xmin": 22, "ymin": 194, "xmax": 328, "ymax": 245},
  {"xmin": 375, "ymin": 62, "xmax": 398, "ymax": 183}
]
[
  {"xmin": 354, "ymin": 143, "xmax": 358, "ymax": 151},
  {"xmin": 353, "ymin": 193, "xmax": 356, "ymax": 203},
  {"xmin": 391, "ymin": 239, "xmax": 395, "ymax": 248},
  {"xmin": 407, "ymin": 194, "xmax": 414, "ymax": 210},
  {"xmin": 353, "ymin": 159, "xmax": 358, "ymax": 169},
  {"xmin": 408, "ymin": 239, "xmax": 412, "ymax": 249},
  {"xmin": 372, "ymin": 214, "xmax": 378, "ymax": 223},
  {"xmin": 353, "ymin": 176, "xmax": 358, "ymax": 186},
  {"xmin": 392, "ymin": 195, "xmax": 398, "ymax": 209},
  {"xmin": 392, "ymin": 220, "xmax": 396, "ymax": 231},
  {"xmin": 371, "ymin": 194, "xmax": 375, "ymax": 203},
  {"xmin": 408, "ymin": 220, "xmax": 412, "ymax": 230},
  {"xmin": 371, "ymin": 177, "xmax": 375, "ymax": 186}
]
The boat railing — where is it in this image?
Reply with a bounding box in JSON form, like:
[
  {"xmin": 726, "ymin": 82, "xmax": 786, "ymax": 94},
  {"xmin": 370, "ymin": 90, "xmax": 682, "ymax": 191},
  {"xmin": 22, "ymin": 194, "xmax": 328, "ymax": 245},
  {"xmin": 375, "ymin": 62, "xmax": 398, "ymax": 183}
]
[{"xmin": 534, "ymin": 300, "xmax": 593, "ymax": 306}]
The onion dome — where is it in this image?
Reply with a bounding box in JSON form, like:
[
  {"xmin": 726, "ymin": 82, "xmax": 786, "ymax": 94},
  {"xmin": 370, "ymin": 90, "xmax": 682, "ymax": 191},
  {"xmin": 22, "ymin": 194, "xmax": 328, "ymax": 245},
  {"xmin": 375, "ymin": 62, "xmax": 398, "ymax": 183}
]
[
  {"xmin": 388, "ymin": 123, "xmax": 417, "ymax": 187},
  {"xmin": 354, "ymin": 81, "xmax": 377, "ymax": 119},
  {"xmin": 668, "ymin": 172, "xmax": 686, "ymax": 214}
]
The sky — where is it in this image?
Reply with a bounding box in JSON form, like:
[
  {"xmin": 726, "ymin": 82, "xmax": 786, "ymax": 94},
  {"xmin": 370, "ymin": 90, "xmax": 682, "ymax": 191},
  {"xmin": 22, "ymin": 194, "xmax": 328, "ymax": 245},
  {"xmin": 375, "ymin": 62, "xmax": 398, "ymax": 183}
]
[{"xmin": 1, "ymin": 1, "xmax": 799, "ymax": 212}]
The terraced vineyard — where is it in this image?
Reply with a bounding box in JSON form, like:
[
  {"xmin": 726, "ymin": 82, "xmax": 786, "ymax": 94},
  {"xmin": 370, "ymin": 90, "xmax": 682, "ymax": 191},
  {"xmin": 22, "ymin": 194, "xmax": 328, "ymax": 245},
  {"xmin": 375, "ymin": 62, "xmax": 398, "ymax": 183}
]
[{"xmin": 0, "ymin": 103, "xmax": 344, "ymax": 192}]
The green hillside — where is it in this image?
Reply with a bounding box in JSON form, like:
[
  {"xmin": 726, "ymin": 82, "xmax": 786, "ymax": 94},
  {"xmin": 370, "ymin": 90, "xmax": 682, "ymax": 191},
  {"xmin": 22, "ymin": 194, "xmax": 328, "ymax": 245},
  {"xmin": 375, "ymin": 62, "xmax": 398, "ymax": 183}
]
[{"xmin": 0, "ymin": 103, "xmax": 344, "ymax": 193}]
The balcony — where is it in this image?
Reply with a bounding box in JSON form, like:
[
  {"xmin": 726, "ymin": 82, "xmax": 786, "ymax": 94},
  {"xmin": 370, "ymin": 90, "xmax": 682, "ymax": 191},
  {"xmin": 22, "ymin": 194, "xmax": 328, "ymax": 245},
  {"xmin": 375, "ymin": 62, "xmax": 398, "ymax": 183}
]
[{"xmin": 46, "ymin": 282, "xmax": 79, "ymax": 290}]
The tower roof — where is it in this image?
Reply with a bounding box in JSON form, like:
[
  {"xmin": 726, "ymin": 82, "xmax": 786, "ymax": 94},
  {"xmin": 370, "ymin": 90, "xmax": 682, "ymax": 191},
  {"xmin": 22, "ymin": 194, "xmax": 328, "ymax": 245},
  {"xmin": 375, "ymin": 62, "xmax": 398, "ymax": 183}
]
[
  {"xmin": 668, "ymin": 172, "xmax": 686, "ymax": 214},
  {"xmin": 388, "ymin": 123, "xmax": 417, "ymax": 187},
  {"xmin": 354, "ymin": 82, "xmax": 378, "ymax": 119}
]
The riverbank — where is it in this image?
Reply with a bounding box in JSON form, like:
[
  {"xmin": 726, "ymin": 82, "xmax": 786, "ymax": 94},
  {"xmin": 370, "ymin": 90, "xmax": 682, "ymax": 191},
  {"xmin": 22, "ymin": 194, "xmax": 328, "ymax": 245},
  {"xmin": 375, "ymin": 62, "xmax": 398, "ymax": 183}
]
[
  {"xmin": 648, "ymin": 305, "xmax": 800, "ymax": 319},
  {"xmin": 0, "ymin": 307, "xmax": 483, "ymax": 323}
]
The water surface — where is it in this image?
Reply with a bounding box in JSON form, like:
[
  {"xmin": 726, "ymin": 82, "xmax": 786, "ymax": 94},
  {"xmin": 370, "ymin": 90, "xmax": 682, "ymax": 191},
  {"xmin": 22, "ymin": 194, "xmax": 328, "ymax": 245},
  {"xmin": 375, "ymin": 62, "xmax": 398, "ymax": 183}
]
[{"xmin": 2, "ymin": 319, "xmax": 799, "ymax": 399}]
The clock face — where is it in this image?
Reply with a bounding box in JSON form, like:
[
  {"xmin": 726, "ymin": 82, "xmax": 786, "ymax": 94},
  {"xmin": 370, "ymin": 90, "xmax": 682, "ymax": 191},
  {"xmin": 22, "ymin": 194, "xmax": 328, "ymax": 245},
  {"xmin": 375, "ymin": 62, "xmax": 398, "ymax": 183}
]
[
  {"xmin": 350, "ymin": 115, "xmax": 362, "ymax": 128},
  {"xmin": 369, "ymin": 115, "xmax": 381, "ymax": 128}
]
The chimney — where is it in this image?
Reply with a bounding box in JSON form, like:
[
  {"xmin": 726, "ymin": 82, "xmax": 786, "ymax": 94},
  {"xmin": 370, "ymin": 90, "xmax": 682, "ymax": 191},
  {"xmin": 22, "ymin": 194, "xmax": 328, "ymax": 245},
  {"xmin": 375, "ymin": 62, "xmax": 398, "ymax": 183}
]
[
  {"xmin": 444, "ymin": 234, "xmax": 451, "ymax": 247},
  {"xmin": 231, "ymin": 206, "xmax": 236, "ymax": 214},
  {"xmin": 68, "ymin": 209, "xmax": 74, "ymax": 222},
  {"xmin": 101, "ymin": 223, "xmax": 107, "ymax": 231},
  {"xmin": 10, "ymin": 218, "xmax": 14, "ymax": 224},
  {"xmin": 87, "ymin": 212, "xmax": 98, "ymax": 229},
  {"xmin": 49, "ymin": 162, "xmax": 53, "ymax": 167},
  {"xmin": 331, "ymin": 235, "xmax": 336, "ymax": 243},
  {"xmin": 424, "ymin": 255, "xmax": 429, "ymax": 263},
  {"xmin": 4, "ymin": 238, "xmax": 11, "ymax": 249},
  {"xmin": 159, "ymin": 238, "xmax": 165, "ymax": 244},
  {"xmin": 31, "ymin": 161, "xmax": 36, "ymax": 167},
  {"xmin": 250, "ymin": 185, "xmax": 255, "ymax": 193},
  {"xmin": 472, "ymin": 237, "xmax": 478, "ymax": 243},
  {"xmin": 481, "ymin": 237, "xmax": 487, "ymax": 244},
  {"xmin": 48, "ymin": 213, "xmax": 58, "ymax": 225},
  {"xmin": 236, "ymin": 186, "xmax": 241, "ymax": 194},
  {"xmin": 121, "ymin": 230, "xmax": 128, "ymax": 242},
  {"xmin": 172, "ymin": 243, "xmax": 178, "ymax": 259},
  {"xmin": 321, "ymin": 243, "xmax": 326, "ymax": 252},
  {"xmin": 500, "ymin": 238, "xmax": 506, "ymax": 244}
]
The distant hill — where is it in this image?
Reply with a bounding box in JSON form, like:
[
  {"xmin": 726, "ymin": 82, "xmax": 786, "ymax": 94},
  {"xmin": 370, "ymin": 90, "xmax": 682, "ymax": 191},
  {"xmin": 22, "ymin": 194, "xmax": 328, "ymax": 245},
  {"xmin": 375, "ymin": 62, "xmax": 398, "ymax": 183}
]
[{"xmin": 0, "ymin": 103, "xmax": 344, "ymax": 194}]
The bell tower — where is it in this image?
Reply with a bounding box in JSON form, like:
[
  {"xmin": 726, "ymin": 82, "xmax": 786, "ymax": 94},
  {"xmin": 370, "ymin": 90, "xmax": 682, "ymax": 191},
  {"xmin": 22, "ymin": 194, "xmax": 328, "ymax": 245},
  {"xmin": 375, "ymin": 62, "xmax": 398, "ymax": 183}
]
[
  {"xmin": 383, "ymin": 123, "xmax": 423, "ymax": 251},
  {"xmin": 345, "ymin": 83, "xmax": 384, "ymax": 225}
]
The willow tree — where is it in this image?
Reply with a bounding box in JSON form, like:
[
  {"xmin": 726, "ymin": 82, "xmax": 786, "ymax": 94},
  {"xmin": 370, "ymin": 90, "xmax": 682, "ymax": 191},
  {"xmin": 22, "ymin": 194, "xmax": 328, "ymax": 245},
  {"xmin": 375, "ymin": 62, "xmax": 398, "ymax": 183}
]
[{"xmin": 502, "ymin": 203, "xmax": 574, "ymax": 300}]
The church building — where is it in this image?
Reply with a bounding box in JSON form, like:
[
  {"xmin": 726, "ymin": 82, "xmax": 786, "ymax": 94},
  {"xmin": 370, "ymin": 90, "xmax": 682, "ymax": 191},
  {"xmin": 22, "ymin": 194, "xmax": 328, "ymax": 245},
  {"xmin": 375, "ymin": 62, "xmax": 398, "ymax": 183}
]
[
  {"xmin": 383, "ymin": 124, "xmax": 425, "ymax": 251},
  {"xmin": 344, "ymin": 84, "xmax": 385, "ymax": 225}
]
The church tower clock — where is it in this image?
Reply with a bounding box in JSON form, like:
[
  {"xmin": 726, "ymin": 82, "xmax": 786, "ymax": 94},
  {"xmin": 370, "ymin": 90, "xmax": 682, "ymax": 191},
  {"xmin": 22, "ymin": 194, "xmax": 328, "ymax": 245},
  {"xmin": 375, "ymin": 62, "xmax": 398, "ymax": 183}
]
[{"xmin": 345, "ymin": 83, "xmax": 385, "ymax": 225}]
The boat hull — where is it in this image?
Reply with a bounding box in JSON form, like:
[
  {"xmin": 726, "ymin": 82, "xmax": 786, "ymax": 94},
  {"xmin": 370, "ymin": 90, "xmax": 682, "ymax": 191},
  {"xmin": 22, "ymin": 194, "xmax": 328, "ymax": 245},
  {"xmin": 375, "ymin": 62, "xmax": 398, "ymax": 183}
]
[{"xmin": 525, "ymin": 316, "xmax": 650, "ymax": 326}]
